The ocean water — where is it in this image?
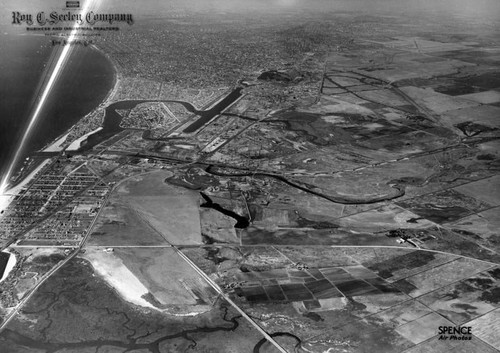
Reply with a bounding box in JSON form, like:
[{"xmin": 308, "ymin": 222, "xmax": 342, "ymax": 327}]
[{"xmin": 0, "ymin": 34, "xmax": 114, "ymax": 180}]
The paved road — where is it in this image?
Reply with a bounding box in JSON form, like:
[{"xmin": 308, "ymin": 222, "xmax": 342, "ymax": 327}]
[
  {"xmin": 174, "ymin": 247, "xmax": 289, "ymax": 353},
  {"xmin": 0, "ymin": 247, "xmax": 77, "ymax": 331},
  {"xmin": 0, "ymin": 180, "xmax": 113, "ymax": 332}
]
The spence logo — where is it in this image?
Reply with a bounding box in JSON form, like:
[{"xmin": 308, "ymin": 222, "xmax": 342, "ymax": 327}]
[
  {"xmin": 66, "ymin": 1, "xmax": 80, "ymax": 8},
  {"xmin": 438, "ymin": 326, "xmax": 472, "ymax": 341}
]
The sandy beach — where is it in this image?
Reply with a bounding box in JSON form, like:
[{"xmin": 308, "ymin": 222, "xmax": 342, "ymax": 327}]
[
  {"xmin": 0, "ymin": 159, "xmax": 51, "ymax": 216},
  {"xmin": 0, "ymin": 44, "xmax": 121, "ymax": 218},
  {"xmin": 82, "ymin": 248, "xmax": 156, "ymax": 310},
  {"xmin": 0, "ymin": 251, "xmax": 16, "ymax": 283},
  {"xmin": 42, "ymin": 133, "xmax": 69, "ymax": 152},
  {"xmin": 66, "ymin": 127, "xmax": 103, "ymax": 151}
]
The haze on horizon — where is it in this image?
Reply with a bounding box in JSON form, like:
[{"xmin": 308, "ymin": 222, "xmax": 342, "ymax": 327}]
[
  {"xmin": 1, "ymin": 0, "xmax": 499, "ymax": 25},
  {"xmin": 0, "ymin": 0, "xmax": 497, "ymax": 194}
]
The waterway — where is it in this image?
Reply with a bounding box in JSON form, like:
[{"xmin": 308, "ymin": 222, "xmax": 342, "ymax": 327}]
[
  {"xmin": 0, "ymin": 251, "xmax": 16, "ymax": 283},
  {"xmin": 183, "ymin": 87, "xmax": 243, "ymax": 133},
  {"xmin": 205, "ymin": 165, "xmax": 405, "ymax": 205},
  {"xmin": 253, "ymin": 332, "xmax": 301, "ymax": 353},
  {"xmin": 79, "ymin": 99, "xmax": 197, "ymax": 151},
  {"xmin": 0, "ymin": 303, "xmax": 241, "ymax": 353},
  {"xmin": 79, "ymin": 87, "xmax": 243, "ymax": 151},
  {"xmin": 0, "ymin": 251, "xmax": 10, "ymax": 279},
  {"xmin": 200, "ymin": 192, "xmax": 250, "ymax": 228}
]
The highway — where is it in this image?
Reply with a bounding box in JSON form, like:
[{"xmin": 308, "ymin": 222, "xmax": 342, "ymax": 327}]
[
  {"xmin": 0, "ymin": 246, "xmax": 77, "ymax": 331},
  {"xmin": 174, "ymin": 247, "xmax": 289, "ymax": 353},
  {"xmin": 124, "ymin": 187, "xmax": 290, "ymax": 352},
  {"xmin": 0, "ymin": 178, "xmax": 113, "ymax": 332}
]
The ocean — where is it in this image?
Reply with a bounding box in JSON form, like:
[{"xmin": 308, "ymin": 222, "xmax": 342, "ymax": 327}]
[{"xmin": 0, "ymin": 33, "xmax": 115, "ymax": 182}]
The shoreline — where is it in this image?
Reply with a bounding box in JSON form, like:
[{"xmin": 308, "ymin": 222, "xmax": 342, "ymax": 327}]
[
  {"xmin": 42, "ymin": 132, "xmax": 69, "ymax": 153},
  {"xmin": 66, "ymin": 127, "xmax": 103, "ymax": 151},
  {"xmin": 38, "ymin": 42, "xmax": 120, "ymax": 154},
  {"xmin": 0, "ymin": 251, "xmax": 17, "ymax": 283},
  {"xmin": 1, "ymin": 43, "xmax": 120, "ymax": 217},
  {"xmin": 0, "ymin": 159, "xmax": 52, "ymax": 216}
]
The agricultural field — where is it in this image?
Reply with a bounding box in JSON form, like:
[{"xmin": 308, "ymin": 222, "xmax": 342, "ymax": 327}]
[
  {"xmin": 0, "ymin": 1, "xmax": 499, "ymax": 352},
  {"xmin": 181, "ymin": 246, "xmax": 500, "ymax": 352}
]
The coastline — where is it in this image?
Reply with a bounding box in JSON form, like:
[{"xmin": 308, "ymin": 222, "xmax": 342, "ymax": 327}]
[
  {"xmin": 0, "ymin": 159, "xmax": 51, "ymax": 216},
  {"xmin": 0, "ymin": 251, "xmax": 16, "ymax": 283},
  {"xmin": 1, "ymin": 43, "xmax": 120, "ymax": 218},
  {"xmin": 38, "ymin": 42, "xmax": 121, "ymax": 154},
  {"xmin": 66, "ymin": 127, "xmax": 103, "ymax": 151},
  {"xmin": 42, "ymin": 132, "xmax": 69, "ymax": 152}
]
